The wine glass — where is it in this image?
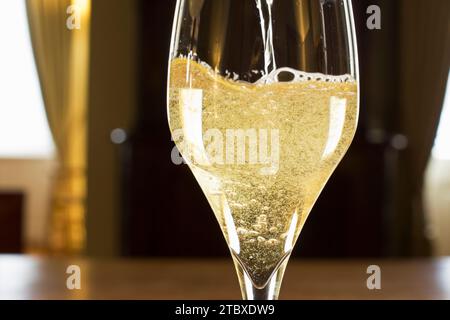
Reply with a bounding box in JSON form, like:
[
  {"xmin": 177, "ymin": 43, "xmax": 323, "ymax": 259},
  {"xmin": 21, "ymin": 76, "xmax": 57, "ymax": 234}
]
[{"xmin": 167, "ymin": 0, "xmax": 359, "ymax": 300}]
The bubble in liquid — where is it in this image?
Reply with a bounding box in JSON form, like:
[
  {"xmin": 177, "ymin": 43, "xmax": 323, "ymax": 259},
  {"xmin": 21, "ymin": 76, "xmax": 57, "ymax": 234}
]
[
  {"xmin": 248, "ymin": 231, "xmax": 259, "ymax": 237},
  {"xmin": 237, "ymin": 227, "xmax": 248, "ymax": 235},
  {"xmin": 257, "ymin": 214, "xmax": 267, "ymax": 223}
]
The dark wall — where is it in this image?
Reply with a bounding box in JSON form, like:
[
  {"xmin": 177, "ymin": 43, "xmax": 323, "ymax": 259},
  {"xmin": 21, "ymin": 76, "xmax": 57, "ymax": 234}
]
[
  {"xmin": 122, "ymin": 0, "xmax": 401, "ymax": 257},
  {"xmin": 0, "ymin": 193, "xmax": 23, "ymax": 253},
  {"xmin": 122, "ymin": 0, "xmax": 229, "ymax": 256},
  {"xmin": 87, "ymin": 0, "xmax": 139, "ymax": 257}
]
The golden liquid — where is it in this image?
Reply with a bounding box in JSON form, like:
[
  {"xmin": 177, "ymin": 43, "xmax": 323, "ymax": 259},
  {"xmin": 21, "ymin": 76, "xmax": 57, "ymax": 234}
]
[{"xmin": 168, "ymin": 58, "xmax": 358, "ymax": 288}]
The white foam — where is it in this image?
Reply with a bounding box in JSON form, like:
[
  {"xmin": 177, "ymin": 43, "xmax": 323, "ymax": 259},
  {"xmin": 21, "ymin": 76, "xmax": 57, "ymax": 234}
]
[
  {"xmin": 175, "ymin": 55, "xmax": 355, "ymax": 84},
  {"xmin": 255, "ymin": 67, "xmax": 354, "ymax": 84}
]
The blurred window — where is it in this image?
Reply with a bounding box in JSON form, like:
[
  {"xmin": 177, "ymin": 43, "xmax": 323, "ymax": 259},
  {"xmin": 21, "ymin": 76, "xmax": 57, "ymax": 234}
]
[
  {"xmin": 0, "ymin": 0, "xmax": 54, "ymax": 158},
  {"xmin": 433, "ymin": 72, "xmax": 450, "ymax": 160}
]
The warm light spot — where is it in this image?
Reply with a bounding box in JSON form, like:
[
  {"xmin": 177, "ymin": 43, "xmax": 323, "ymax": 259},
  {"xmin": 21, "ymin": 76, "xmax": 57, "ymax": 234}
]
[{"xmin": 72, "ymin": 0, "xmax": 91, "ymax": 17}]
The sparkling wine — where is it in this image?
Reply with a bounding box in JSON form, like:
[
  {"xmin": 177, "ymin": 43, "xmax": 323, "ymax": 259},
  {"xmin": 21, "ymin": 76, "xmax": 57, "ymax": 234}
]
[{"xmin": 168, "ymin": 57, "xmax": 358, "ymax": 288}]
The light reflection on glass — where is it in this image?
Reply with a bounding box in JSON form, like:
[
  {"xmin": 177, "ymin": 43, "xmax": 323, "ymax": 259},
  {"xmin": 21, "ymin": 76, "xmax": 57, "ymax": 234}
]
[
  {"xmin": 222, "ymin": 197, "xmax": 241, "ymax": 254},
  {"xmin": 437, "ymin": 258, "xmax": 450, "ymax": 299},
  {"xmin": 284, "ymin": 212, "xmax": 298, "ymax": 253},
  {"xmin": 180, "ymin": 88, "xmax": 211, "ymax": 166},
  {"xmin": 322, "ymin": 96, "xmax": 347, "ymax": 159}
]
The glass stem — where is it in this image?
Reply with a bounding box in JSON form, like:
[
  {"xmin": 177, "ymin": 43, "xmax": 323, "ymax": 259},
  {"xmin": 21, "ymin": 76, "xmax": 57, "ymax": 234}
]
[{"xmin": 233, "ymin": 255, "xmax": 290, "ymax": 300}]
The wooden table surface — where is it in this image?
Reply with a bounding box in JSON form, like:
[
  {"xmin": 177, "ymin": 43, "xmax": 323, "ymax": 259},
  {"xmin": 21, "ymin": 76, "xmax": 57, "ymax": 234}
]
[{"xmin": 0, "ymin": 255, "xmax": 449, "ymax": 300}]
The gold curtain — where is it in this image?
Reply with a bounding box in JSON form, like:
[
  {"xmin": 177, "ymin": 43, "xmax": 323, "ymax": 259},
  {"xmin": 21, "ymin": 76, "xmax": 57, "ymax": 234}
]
[{"xmin": 26, "ymin": 0, "xmax": 91, "ymax": 254}]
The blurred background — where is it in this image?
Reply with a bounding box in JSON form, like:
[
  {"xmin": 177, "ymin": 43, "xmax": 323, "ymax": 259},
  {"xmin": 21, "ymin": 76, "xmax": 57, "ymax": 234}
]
[{"xmin": 0, "ymin": 0, "xmax": 449, "ymax": 261}]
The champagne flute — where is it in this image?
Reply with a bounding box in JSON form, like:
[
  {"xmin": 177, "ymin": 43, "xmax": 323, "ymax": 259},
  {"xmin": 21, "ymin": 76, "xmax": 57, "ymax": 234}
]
[{"xmin": 167, "ymin": 0, "xmax": 359, "ymax": 300}]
